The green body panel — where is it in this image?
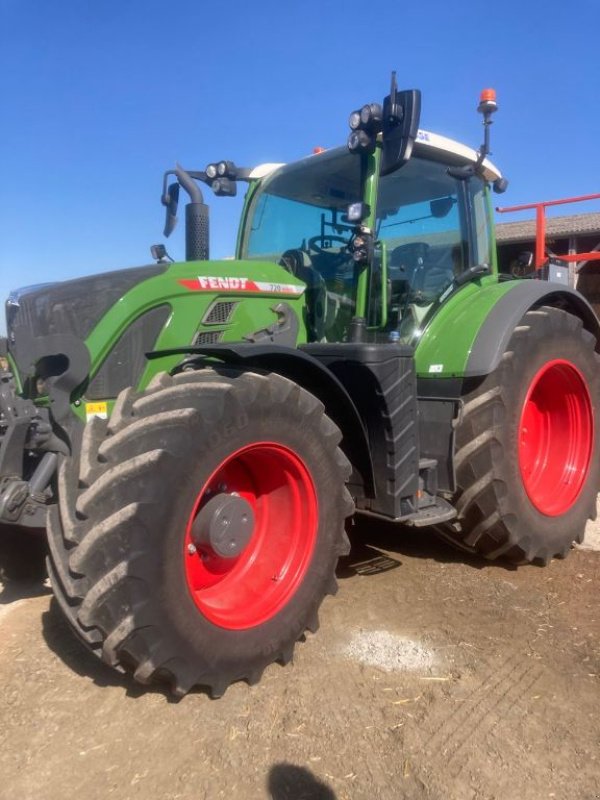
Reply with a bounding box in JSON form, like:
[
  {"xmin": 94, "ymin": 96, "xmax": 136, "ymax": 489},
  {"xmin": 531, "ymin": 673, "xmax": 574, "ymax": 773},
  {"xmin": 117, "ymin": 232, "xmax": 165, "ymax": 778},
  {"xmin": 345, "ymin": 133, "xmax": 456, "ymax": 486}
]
[
  {"xmin": 71, "ymin": 258, "xmax": 306, "ymax": 418},
  {"xmin": 355, "ymin": 148, "xmax": 381, "ymax": 318},
  {"xmin": 413, "ymin": 275, "xmax": 519, "ymax": 378},
  {"xmin": 235, "ymin": 180, "xmax": 261, "ymax": 258},
  {"xmin": 6, "ymin": 352, "xmax": 22, "ymax": 393}
]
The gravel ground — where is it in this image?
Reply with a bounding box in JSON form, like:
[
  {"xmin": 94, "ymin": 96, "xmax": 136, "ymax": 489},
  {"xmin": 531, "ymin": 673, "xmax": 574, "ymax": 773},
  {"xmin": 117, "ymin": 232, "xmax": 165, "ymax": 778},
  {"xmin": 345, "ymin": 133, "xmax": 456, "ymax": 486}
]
[{"xmin": 0, "ymin": 516, "xmax": 599, "ymax": 800}]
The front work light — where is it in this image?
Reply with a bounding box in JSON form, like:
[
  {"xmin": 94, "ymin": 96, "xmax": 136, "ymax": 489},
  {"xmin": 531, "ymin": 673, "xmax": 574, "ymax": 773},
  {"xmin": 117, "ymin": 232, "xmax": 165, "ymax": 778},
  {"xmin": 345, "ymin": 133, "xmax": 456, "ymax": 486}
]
[
  {"xmin": 212, "ymin": 177, "xmax": 237, "ymax": 197},
  {"xmin": 206, "ymin": 163, "xmax": 218, "ymax": 179},
  {"xmin": 217, "ymin": 160, "xmax": 237, "ymax": 178},
  {"xmin": 346, "ymin": 202, "xmax": 370, "ymax": 223}
]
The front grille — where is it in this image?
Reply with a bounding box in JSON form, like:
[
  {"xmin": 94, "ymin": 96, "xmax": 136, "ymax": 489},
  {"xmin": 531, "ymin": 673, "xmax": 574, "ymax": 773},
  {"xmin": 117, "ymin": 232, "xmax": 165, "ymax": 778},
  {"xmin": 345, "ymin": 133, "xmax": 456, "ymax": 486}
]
[
  {"xmin": 202, "ymin": 301, "xmax": 238, "ymax": 326},
  {"xmin": 192, "ymin": 330, "xmax": 224, "ymax": 345},
  {"xmin": 87, "ymin": 304, "xmax": 170, "ymax": 400}
]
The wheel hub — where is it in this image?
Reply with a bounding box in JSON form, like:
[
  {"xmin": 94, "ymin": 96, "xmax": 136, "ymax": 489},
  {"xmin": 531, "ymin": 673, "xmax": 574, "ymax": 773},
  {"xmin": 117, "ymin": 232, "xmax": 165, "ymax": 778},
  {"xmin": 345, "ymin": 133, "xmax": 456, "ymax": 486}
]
[
  {"xmin": 191, "ymin": 493, "xmax": 255, "ymax": 559},
  {"xmin": 184, "ymin": 442, "xmax": 318, "ymax": 630}
]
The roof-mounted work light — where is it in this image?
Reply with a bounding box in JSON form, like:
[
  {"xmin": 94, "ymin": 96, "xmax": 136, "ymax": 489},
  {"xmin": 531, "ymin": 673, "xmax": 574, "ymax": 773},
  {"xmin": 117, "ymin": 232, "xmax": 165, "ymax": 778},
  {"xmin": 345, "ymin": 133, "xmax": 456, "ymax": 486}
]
[
  {"xmin": 348, "ymin": 110, "xmax": 362, "ymax": 130},
  {"xmin": 359, "ymin": 103, "xmax": 382, "ymax": 131},
  {"xmin": 348, "ymin": 129, "xmax": 375, "ymax": 154},
  {"xmin": 347, "ymin": 101, "xmax": 384, "ymax": 153},
  {"xmin": 347, "ymin": 73, "xmax": 420, "ymax": 171}
]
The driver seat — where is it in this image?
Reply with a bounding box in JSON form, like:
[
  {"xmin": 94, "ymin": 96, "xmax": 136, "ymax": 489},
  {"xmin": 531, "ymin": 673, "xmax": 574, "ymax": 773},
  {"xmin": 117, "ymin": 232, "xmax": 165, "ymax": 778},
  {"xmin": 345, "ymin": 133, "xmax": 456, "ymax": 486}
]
[{"xmin": 279, "ymin": 249, "xmax": 327, "ymax": 341}]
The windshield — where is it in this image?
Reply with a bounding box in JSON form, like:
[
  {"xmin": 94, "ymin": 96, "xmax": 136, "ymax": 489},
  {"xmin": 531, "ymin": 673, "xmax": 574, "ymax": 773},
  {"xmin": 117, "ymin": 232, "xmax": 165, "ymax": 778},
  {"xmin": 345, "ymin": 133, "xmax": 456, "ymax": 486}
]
[
  {"xmin": 242, "ymin": 148, "xmax": 361, "ymax": 342},
  {"xmin": 242, "ymin": 148, "xmax": 489, "ymax": 345},
  {"xmin": 243, "ymin": 147, "xmax": 360, "ymax": 260}
]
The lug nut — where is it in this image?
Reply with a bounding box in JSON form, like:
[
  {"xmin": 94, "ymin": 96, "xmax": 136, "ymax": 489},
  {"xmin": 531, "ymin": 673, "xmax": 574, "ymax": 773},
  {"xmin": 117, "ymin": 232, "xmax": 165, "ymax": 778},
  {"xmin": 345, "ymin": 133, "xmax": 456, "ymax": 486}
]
[{"xmin": 187, "ymin": 543, "xmax": 197, "ymax": 555}]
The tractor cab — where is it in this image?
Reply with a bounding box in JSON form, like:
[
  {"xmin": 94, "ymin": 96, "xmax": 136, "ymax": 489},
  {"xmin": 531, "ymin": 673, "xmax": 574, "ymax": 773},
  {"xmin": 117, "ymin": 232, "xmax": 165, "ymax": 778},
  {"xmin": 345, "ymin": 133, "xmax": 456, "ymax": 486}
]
[
  {"xmin": 162, "ymin": 77, "xmax": 505, "ymax": 349},
  {"xmin": 238, "ymin": 132, "xmax": 501, "ymax": 345}
]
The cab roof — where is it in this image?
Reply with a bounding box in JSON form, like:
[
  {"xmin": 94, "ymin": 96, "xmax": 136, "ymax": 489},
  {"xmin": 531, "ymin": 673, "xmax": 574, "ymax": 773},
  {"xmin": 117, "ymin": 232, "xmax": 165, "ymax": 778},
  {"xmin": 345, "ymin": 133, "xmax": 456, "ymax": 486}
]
[{"xmin": 248, "ymin": 129, "xmax": 502, "ymax": 183}]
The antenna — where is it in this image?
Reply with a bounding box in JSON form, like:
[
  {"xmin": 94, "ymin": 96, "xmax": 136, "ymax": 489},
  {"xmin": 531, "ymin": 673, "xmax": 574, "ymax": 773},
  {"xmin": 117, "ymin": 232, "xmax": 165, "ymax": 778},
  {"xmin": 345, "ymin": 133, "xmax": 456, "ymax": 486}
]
[{"xmin": 388, "ymin": 70, "xmax": 403, "ymax": 123}]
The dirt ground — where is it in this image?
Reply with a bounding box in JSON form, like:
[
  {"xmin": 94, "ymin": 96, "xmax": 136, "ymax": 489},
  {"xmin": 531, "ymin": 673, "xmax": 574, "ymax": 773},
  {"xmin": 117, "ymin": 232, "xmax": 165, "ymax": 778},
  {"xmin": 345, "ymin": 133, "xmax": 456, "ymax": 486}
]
[{"xmin": 0, "ymin": 516, "xmax": 599, "ymax": 800}]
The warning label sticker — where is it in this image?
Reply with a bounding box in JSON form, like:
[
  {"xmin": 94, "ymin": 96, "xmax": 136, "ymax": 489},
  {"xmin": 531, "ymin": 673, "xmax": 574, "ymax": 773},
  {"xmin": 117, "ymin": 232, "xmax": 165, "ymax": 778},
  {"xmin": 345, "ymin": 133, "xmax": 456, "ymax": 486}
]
[{"xmin": 85, "ymin": 401, "xmax": 108, "ymax": 421}]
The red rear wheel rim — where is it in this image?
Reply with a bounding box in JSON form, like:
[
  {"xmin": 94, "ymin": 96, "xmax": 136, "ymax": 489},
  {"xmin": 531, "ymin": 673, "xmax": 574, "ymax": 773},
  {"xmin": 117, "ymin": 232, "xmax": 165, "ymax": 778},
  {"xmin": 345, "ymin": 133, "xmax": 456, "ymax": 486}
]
[
  {"xmin": 184, "ymin": 443, "xmax": 318, "ymax": 630},
  {"xmin": 519, "ymin": 359, "xmax": 593, "ymax": 516}
]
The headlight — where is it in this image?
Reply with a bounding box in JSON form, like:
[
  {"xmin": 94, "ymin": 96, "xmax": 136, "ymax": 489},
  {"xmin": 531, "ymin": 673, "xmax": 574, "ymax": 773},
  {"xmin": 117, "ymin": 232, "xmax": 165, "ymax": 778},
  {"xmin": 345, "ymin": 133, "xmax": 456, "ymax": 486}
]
[{"xmin": 205, "ymin": 163, "xmax": 218, "ymax": 179}]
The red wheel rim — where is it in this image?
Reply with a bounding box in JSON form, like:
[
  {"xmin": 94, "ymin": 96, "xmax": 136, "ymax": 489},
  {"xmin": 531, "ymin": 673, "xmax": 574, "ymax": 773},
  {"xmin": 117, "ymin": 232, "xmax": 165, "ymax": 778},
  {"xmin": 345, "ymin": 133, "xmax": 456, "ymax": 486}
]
[
  {"xmin": 184, "ymin": 443, "xmax": 318, "ymax": 629},
  {"xmin": 519, "ymin": 359, "xmax": 594, "ymax": 516}
]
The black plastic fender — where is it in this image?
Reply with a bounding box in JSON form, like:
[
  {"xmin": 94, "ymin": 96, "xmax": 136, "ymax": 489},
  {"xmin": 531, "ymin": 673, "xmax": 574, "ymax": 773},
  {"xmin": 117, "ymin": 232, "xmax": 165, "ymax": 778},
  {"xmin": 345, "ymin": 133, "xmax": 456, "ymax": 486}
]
[
  {"xmin": 147, "ymin": 343, "xmax": 375, "ymax": 497},
  {"xmin": 466, "ymin": 281, "xmax": 600, "ymax": 377},
  {"xmin": 10, "ymin": 329, "xmax": 91, "ymax": 424}
]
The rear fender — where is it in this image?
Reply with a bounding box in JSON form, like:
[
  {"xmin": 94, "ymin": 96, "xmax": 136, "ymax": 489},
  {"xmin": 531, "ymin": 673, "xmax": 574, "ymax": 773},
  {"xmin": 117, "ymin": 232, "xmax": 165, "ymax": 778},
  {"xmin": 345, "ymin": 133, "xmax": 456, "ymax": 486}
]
[
  {"xmin": 466, "ymin": 281, "xmax": 600, "ymax": 376},
  {"xmin": 415, "ymin": 278, "xmax": 600, "ymax": 379}
]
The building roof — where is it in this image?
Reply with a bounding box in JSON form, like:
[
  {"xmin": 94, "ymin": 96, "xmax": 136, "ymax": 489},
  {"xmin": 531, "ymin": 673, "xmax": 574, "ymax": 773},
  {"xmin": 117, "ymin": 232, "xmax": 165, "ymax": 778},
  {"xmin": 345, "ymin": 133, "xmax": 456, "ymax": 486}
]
[{"xmin": 496, "ymin": 212, "xmax": 600, "ymax": 244}]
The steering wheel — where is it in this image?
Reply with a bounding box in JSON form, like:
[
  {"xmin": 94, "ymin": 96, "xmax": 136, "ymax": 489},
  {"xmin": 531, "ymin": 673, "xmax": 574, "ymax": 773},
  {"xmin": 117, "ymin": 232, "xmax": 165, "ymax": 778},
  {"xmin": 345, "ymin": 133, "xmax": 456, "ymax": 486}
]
[{"xmin": 308, "ymin": 234, "xmax": 349, "ymax": 255}]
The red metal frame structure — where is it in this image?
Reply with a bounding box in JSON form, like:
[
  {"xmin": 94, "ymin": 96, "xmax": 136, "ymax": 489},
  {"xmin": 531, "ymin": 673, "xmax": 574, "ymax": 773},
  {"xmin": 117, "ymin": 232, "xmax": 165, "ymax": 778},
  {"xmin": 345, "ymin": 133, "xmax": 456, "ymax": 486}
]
[{"xmin": 497, "ymin": 193, "xmax": 600, "ymax": 269}]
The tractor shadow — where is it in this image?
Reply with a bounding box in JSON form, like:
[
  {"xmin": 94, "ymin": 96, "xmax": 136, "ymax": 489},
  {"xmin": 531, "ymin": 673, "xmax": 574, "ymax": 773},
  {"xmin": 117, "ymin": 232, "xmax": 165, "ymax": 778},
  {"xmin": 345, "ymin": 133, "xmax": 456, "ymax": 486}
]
[
  {"xmin": 41, "ymin": 599, "xmax": 183, "ymax": 702},
  {"xmin": 337, "ymin": 515, "xmax": 520, "ymax": 580},
  {"xmin": 0, "ymin": 578, "xmax": 52, "ymax": 605},
  {"xmin": 0, "ymin": 525, "xmax": 51, "ymax": 600},
  {"xmin": 39, "ymin": 518, "xmax": 520, "ymax": 701},
  {"xmin": 267, "ymin": 763, "xmax": 337, "ymax": 799}
]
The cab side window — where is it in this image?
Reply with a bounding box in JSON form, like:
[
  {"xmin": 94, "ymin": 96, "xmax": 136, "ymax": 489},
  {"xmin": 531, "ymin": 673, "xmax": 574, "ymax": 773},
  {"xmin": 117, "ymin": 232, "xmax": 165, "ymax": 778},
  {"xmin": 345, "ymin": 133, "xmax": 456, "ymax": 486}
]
[{"xmin": 376, "ymin": 157, "xmax": 469, "ymax": 339}]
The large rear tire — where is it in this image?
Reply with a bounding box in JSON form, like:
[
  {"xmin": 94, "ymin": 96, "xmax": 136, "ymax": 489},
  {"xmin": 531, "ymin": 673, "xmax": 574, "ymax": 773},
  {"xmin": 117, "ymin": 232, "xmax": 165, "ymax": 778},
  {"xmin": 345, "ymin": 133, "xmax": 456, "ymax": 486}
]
[
  {"xmin": 441, "ymin": 307, "xmax": 600, "ymax": 564},
  {"xmin": 46, "ymin": 368, "xmax": 353, "ymax": 696}
]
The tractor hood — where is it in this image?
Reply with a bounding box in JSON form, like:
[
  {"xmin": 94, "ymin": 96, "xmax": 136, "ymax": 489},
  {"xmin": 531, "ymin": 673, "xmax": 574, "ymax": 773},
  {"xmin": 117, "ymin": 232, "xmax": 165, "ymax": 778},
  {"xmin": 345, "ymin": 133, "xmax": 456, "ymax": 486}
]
[
  {"xmin": 5, "ymin": 263, "xmax": 168, "ymax": 388},
  {"xmin": 6, "ymin": 264, "xmax": 167, "ymax": 348}
]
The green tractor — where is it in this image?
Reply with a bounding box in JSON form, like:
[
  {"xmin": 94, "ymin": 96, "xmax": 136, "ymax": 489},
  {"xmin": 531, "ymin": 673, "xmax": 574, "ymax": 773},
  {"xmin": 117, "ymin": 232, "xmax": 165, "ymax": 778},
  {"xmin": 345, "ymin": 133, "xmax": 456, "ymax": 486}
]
[{"xmin": 1, "ymin": 77, "xmax": 599, "ymax": 696}]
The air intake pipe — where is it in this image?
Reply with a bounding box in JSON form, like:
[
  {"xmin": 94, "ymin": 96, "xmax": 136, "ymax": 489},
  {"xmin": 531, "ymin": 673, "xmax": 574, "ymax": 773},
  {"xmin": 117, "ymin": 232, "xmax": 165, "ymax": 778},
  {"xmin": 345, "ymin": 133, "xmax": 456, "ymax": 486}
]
[
  {"xmin": 174, "ymin": 165, "xmax": 209, "ymax": 261},
  {"xmin": 162, "ymin": 165, "xmax": 209, "ymax": 262}
]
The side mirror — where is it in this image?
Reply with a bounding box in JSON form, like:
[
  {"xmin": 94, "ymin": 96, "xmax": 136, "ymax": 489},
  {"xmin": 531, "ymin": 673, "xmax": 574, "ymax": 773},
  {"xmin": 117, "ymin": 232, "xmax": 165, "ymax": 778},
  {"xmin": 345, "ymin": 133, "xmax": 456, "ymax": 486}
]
[
  {"xmin": 518, "ymin": 251, "xmax": 534, "ymax": 269},
  {"xmin": 511, "ymin": 251, "xmax": 534, "ymax": 277},
  {"xmin": 430, "ymin": 197, "xmax": 455, "ymax": 219},
  {"xmin": 381, "ymin": 87, "xmax": 421, "ymax": 176},
  {"xmin": 162, "ymin": 181, "xmax": 180, "ymax": 238}
]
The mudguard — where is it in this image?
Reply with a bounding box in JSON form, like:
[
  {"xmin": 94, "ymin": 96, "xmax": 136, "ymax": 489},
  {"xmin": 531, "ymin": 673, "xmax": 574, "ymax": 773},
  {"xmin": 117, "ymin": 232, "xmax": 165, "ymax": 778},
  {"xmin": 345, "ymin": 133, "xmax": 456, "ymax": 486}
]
[
  {"xmin": 415, "ymin": 277, "xmax": 600, "ymax": 379},
  {"xmin": 466, "ymin": 281, "xmax": 600, "ymax": 376},
  {"xmin": 147, "ymin": 342, "xmax": 376, "ymax": 497}
]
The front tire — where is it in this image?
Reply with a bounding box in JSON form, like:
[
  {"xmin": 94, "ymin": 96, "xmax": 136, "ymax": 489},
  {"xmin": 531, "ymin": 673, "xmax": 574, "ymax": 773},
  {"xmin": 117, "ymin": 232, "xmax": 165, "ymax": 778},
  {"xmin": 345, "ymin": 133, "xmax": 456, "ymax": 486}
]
[
  {"xmin": 443, "ymin": 307, "xmax": 600, "ymax": 564},
  {"xmin": 46, "ymin": 368, "xmax": 353, "ymax": 696}
]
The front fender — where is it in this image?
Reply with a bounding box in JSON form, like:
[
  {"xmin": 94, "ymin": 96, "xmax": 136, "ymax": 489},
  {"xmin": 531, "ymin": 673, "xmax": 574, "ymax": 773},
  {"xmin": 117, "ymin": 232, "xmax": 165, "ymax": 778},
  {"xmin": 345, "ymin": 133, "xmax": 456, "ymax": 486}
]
[{"xmin": 147, "ymin": 343, "xmax": 375, "ymax": 497}]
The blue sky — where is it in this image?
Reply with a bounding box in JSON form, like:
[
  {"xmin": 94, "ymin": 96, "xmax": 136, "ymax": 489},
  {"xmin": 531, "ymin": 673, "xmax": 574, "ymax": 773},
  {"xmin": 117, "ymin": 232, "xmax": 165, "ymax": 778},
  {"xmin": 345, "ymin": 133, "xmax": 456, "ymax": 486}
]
[{"xmin": 1, "ymin": 0, "xmax": 599, "ymax": 320}]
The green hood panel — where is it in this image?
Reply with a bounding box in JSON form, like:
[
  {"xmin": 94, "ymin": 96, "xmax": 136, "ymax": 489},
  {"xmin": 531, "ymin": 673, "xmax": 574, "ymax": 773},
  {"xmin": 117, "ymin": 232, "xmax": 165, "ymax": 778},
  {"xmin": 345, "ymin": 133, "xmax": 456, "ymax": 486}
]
[
  {"xmin": 83, "ymin": 258, "xmax": 307, "ymax": 396},
  {"xmin": 414, "ymin": 277, "xmax": 517, "ymax": 378}
]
